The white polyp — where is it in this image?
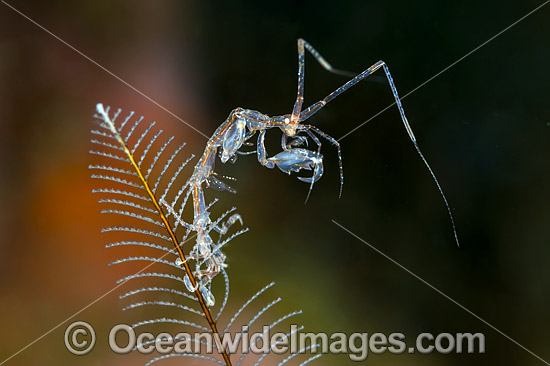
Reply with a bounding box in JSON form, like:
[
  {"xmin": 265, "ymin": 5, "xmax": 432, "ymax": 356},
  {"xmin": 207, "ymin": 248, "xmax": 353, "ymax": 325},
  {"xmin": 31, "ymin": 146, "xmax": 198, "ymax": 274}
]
[
  {"xmin": 96, "ymin": 103, "xmax": 117, "ymax": 134},
  {"xmin": 175, "ymin": 257, "xmax": 185, "ymax": 266}
]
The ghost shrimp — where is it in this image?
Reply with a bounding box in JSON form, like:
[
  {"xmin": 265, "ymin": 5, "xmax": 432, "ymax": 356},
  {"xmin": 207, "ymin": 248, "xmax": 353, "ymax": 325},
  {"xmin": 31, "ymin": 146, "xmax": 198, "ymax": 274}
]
[{"xmin": 171, "ymin": 38, "xmax": 460, "ymax": 304}]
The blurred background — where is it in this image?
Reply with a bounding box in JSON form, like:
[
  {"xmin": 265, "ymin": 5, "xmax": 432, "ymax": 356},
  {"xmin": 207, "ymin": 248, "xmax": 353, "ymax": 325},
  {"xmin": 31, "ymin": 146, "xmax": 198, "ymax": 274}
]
[{"xmin": 1, "ymin": 1, "xmax": 549, "ymax": 365}]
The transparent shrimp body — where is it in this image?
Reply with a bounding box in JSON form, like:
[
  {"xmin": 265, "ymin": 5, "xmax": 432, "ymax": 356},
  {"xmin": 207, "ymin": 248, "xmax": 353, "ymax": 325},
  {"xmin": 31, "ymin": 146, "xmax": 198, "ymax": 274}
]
[{"xmin": 177, "ymin": 38, "xmax": 459, "ymax": 305}]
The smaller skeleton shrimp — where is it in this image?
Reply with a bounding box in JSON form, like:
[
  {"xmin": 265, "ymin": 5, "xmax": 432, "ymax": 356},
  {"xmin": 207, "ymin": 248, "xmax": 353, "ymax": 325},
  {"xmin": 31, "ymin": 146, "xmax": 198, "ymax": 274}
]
[{"xmin": 177, "ymin": 38, "xmax": 460, "ymax": 301}]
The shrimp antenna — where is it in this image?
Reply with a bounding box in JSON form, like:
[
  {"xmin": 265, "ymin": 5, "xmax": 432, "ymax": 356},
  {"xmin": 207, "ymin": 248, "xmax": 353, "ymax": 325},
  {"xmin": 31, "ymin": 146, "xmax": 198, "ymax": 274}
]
[
  {"xmin": 413, "ymin": 142, "xmax": 460, "ymax": 247},
  {"xmin": 294, "ymin": 40, "xmax": 459, "ymax": 245},
  {"xmin": 382, "ymin": 65, "xmax": 460, "ymax": 247}
]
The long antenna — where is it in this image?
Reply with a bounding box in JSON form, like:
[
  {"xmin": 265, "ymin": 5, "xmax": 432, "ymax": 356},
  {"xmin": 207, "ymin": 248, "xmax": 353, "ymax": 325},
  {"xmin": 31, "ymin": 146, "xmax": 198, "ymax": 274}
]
[
  {"xmin": 380, "ymin": 65, "xmax": 460, "ymax": 247},
  {"xmin": 413, "ymin": 143, "xmax": 460, "ymax": 247}
]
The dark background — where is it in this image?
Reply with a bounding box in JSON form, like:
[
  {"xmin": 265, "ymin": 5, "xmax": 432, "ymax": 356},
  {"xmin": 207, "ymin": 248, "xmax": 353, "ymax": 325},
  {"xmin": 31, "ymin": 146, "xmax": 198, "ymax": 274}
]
[{"xmin": 1, "ymin": 1, "xmax": 549, "ymax": 365}]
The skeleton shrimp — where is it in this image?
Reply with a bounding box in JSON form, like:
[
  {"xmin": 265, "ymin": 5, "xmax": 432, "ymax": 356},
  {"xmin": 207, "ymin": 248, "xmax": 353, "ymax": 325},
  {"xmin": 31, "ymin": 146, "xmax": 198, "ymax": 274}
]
[{"xmin": 172, "ymin": 38, "xmax": 459, "ymax": 304}]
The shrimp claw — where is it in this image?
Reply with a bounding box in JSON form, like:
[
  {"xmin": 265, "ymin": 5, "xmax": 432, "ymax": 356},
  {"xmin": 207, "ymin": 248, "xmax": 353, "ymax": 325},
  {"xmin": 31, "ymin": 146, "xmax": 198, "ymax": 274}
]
[{"xmin": 267, "ymin": 148, "xmax": 324, "ymax": 183}]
